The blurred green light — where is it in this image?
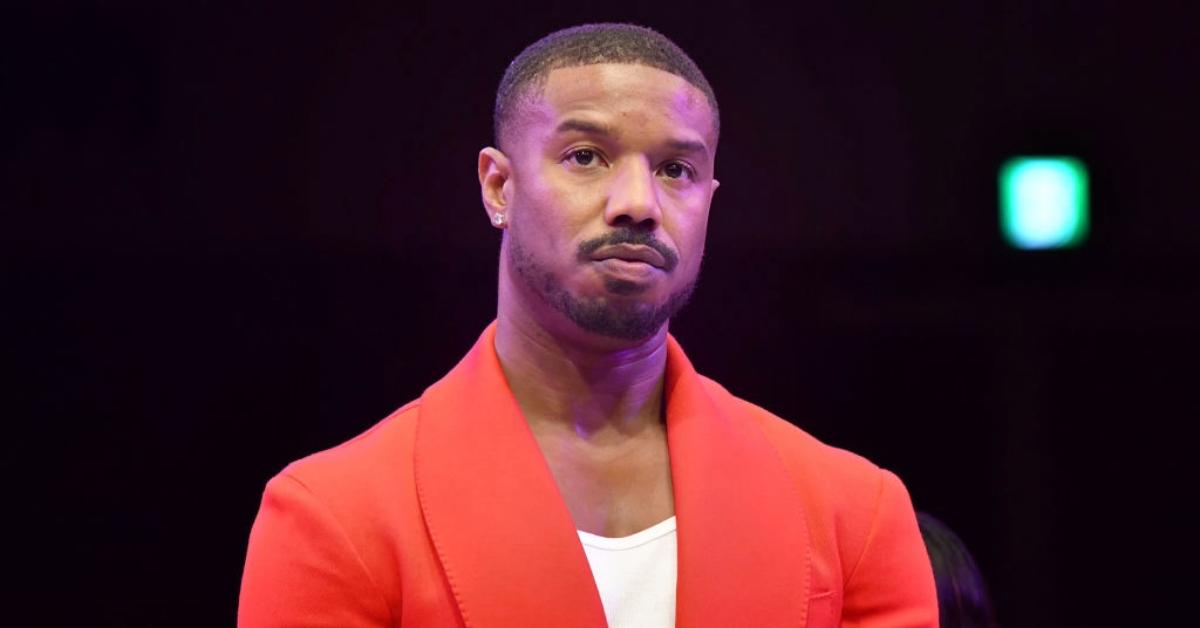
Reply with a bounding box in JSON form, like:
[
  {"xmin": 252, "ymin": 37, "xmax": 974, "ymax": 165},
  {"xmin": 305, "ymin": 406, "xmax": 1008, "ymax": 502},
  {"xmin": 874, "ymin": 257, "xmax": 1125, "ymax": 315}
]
[{"xmin": 999, "ymin": 157, "xmax": 1089, "ymax": 249}]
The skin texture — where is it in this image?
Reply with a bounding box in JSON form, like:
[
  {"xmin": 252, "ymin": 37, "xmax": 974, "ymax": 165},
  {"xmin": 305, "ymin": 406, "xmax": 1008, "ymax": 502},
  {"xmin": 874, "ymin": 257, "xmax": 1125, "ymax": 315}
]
[{"xmin": 477, "ymin": 63, "xmax": 719, "ymax": 537}]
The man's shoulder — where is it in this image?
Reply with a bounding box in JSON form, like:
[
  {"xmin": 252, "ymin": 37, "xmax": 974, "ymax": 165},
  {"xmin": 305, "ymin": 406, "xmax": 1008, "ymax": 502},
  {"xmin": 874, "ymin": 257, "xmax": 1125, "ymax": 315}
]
[
  {"xmin": 698, "ymin": 376, "xmax": 889, "ymax": 494},
  {"xmin": 272, "ymin": 399, "xmax": 423, "ymax": 496}
]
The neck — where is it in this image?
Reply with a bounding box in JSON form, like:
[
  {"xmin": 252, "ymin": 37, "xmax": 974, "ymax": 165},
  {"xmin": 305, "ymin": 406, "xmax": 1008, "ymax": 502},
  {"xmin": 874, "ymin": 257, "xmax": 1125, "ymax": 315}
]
[{"xmin": 494, "ymin": 307, "xmax": 670, "ymax": 441}]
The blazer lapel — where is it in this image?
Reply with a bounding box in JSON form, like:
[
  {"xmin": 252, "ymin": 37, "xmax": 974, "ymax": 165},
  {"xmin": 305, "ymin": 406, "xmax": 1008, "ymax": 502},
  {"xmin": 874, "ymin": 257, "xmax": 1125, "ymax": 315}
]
[
  {"xmin": 415, "ymin": 324, "xmax": 811, "ymax": 626},
  {"xmin": 414, "ymin": 323, "xmax": 607, "ymax": 627},
  {"xmin": 665, "ymin": 336, "xmax": 812, "ymax": 627}
]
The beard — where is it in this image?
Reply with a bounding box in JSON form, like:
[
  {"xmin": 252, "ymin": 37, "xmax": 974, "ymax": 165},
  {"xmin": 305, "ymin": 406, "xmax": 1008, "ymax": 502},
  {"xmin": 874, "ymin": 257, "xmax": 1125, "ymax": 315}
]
[{"xmin": 507, "ymin": 230, "xmax": 697, "ymax": 341}]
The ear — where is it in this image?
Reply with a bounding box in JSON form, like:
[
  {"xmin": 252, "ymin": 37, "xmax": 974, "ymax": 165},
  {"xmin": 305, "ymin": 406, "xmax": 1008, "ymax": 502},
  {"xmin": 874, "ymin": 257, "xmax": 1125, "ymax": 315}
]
[
  {"xmin": 711, "ymin": 178, "xmax": 720, "ymax": 193},
  {"xmin": 478, "ymin": 147, "xmax": 513, "ymax": 223}
]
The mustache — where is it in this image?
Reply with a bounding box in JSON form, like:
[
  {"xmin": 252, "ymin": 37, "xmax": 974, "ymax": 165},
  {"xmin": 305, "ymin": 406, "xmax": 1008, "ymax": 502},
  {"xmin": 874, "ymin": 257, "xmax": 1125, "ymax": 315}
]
[{"xmin": 576, "ymin": 228, "xmax": 680, "ymax": 272}]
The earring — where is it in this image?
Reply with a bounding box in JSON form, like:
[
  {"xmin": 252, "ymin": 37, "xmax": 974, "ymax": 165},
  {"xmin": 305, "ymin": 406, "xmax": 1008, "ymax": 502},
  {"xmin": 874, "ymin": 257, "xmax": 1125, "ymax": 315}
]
[{"xmin": 492, "ymin": 212, "xmax": 507, "ymax": 227}]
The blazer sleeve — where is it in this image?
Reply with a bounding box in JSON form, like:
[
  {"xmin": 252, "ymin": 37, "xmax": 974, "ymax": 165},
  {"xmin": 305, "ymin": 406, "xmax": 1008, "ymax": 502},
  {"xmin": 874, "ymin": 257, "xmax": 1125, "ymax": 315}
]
[
  {"xmin": 840, "ymin": 470, "xmax": 939, "ymax": 628},
  {"xmin": 238, "ymin": 473, "xmax": 394, "ymax": 627}
]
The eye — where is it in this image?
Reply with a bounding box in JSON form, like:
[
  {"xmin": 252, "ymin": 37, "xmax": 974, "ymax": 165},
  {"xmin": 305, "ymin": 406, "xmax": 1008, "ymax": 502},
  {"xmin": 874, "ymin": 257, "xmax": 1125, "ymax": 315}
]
[
  {"xmin": 661, "ymin": 161, "xmax": 695, "ymax": 181},
  {"xmin": 566, "ymin": 148, "xmax": 602, "ymax": 168}
]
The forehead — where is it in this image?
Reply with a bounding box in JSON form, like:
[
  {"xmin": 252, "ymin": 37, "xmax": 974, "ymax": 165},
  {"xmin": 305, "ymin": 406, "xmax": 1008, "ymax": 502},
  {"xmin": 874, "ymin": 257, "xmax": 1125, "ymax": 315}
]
[{"xmin": 519, "ymin": 63, "xmax": 716, "ymax": 147}]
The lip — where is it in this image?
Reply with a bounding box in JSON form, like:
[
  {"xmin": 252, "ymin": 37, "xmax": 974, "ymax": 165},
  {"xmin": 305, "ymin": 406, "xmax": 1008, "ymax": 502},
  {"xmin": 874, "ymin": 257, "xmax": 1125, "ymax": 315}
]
[
  {"xmin": 588, "ymin": 243, "xmax": 667, "ymax": 269},
  {"xmin": 592, "ymin": 257, "xmax": 660, "ymax": 282}
]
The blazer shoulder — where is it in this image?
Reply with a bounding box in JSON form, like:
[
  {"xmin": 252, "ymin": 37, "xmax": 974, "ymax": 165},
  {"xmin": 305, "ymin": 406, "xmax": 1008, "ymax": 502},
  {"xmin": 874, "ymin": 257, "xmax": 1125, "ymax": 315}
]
[
  {"xmin": 243, "ymin": 402, "xmax": 422, "ymax": 626},
  {"xmin": 276, "ymin": 399, "xmax": 423, "ymax": 496},
  {"xmin": 699, "ymin": 375, "xmax": 933, "ymax": 608}
]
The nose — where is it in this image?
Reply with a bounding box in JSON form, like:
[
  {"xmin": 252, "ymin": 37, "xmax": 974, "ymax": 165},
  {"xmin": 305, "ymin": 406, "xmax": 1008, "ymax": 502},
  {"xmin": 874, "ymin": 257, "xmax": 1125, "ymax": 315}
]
[{"xmin": 604, "ymin": 157, "xmax": 662, "ymax": 229}]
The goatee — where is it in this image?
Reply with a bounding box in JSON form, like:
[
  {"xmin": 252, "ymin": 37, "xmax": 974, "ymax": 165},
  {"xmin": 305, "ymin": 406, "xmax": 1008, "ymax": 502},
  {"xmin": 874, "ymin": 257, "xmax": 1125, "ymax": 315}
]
[{"xmin": 507, "ymin": 230, "xmax": 696, "ymax": 341}]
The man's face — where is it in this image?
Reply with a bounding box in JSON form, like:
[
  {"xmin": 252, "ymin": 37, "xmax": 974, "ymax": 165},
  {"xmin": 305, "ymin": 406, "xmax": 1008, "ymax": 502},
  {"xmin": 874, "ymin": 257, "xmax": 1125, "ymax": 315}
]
[{"xmin": 500, "ymin": 63, "xmax": 719, "ymax": 341}]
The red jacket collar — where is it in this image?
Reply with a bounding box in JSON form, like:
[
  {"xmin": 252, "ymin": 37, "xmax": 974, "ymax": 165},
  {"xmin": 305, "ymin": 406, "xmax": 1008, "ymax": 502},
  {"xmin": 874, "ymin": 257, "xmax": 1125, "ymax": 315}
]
[{"xmin": 415, "ymin": 323, "xmax": 811, "ymax": 627}]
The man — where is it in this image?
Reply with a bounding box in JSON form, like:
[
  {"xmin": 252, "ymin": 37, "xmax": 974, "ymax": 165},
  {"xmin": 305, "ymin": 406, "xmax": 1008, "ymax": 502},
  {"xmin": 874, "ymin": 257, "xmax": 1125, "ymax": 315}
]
[{"xmin": 239, "ymin": 23, "xmax": 937, "ymax": 627}]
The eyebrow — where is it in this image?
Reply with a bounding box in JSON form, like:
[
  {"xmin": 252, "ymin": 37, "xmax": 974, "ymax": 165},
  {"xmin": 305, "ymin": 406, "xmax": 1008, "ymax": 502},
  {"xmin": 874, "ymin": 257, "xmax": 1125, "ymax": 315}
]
[
  {"xmin": 555, "ymin": 118, "xmax": 613, "ymax": 136},
  {"xmin": 554, "ymin": 118, "xmax": 709, "ymax": 156},
  {"xmin": 665, "ymin": 138, "xmax": 708, "ymax": 155}
]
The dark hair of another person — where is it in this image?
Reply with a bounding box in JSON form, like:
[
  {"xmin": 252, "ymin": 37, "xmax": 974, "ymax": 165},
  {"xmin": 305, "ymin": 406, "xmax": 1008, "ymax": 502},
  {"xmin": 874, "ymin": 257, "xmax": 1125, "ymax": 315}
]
[
  {"xmin": 918, "ymin": 512, "xmax": 999, "ymax": 628},
  {"xmin": 493, "ymin": 23, "xmax": 720, "ymax": 150}
]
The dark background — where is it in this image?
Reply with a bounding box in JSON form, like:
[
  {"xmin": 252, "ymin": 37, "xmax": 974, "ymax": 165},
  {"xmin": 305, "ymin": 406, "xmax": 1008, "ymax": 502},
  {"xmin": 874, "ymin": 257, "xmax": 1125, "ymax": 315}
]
[{"xmin": 6, "ymin": 1, "xmax": 1198, "ymax": 625}]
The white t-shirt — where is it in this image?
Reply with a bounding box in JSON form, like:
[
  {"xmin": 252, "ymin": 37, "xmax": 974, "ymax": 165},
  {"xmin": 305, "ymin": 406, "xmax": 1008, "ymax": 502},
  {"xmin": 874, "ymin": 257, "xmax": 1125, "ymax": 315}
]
[{"xmin": 577, "ymin": 517, "xmax": 677, "ymax": 628}]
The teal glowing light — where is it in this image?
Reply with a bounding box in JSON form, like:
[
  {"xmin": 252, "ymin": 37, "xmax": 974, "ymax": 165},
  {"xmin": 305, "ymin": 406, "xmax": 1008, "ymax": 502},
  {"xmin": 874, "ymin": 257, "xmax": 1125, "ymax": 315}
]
[{"xmin": 999, "ymin": 157, "xmax": 1089, "ymax": 249}]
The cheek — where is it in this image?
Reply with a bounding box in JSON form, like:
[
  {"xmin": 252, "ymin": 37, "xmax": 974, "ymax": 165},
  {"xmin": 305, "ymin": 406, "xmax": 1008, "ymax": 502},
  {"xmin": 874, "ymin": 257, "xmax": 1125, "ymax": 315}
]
[
  {"xmin": 541, "ymin": 168, "xmax": 603, "ymax": 215},
  {"xmin": 681, "ymin": 236, "xmax": 707, "ymax": 278},
  {"xmin": 518, "ymin": 176, "xmax": 598, "ymax": 238},
  {"xmin": 665, "ymin": 202, "xmax": 711, "ymax": 257},
  {"xmin": 511, "ymin": 187, "xmax": 583, "ymax": 258}
]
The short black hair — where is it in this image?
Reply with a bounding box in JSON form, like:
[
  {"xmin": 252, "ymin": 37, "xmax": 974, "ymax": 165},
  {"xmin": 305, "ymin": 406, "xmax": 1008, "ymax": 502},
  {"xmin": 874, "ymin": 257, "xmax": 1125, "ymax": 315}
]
[
  {"xmin": 917, "ymin": 512, "xmax": 998, "ymax": 628},
  {"xmin": 493, "ymin": 23, "xmax": 719, "ymax": 149}
]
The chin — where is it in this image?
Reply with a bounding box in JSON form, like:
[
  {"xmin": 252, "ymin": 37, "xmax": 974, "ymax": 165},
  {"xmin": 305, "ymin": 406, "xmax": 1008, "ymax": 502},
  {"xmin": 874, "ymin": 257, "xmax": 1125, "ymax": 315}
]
[
  {"xmin": 557, "ymin": 281, "xmax": 694, "ymax": 342},
  {"xmin": 509, "ymin": 236, "xmax": 693, "ymax": 341},
  {"xmin": 601, "ymin": 277, "xmax": 652, "ymax": 297}
]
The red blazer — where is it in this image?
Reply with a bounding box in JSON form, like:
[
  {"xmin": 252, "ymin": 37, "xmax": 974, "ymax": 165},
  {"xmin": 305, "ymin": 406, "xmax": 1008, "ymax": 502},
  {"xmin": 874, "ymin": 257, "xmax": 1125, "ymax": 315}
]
[{"xmin": 239, "ymin": 324, "xmax": 937, "ymax": 627}]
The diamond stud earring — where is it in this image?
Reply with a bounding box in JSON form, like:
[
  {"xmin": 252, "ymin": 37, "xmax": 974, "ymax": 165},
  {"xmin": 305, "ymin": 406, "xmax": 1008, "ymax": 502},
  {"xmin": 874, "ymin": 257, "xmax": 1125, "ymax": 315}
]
[{"xmin": 492, "ymin": 212, "xmax": 507, "ymax": 227}]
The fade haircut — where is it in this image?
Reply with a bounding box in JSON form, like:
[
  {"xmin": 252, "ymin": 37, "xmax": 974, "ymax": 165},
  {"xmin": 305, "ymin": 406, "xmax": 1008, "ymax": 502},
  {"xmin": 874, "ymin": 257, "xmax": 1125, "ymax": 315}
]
[{"xmin": 493, "ymin": 23, "xmax": 720, "ymax": 150}]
